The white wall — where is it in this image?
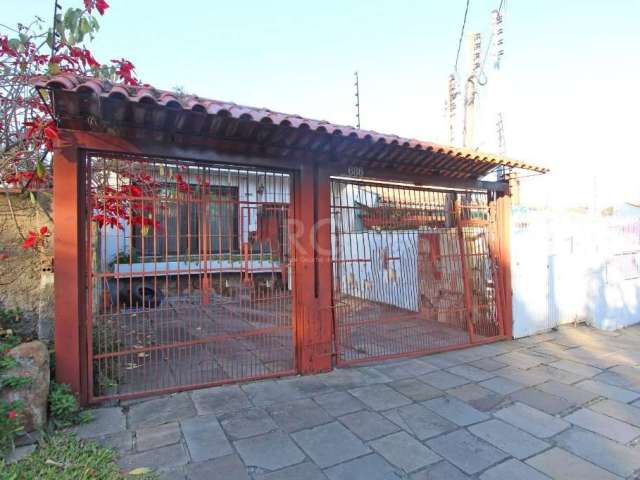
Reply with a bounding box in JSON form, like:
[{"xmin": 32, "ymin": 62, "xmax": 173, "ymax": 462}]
[{"xmin": 511, "ymin": 205, "xmax": 640, "ymax": 336}]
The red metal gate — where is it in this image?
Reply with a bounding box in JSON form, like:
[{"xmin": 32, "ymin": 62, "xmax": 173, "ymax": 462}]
[
  {"xmin": 86, "ymin": 153, "xmax": 295, "ymax": 401},
  {"xmin": 331, "ymin": 178, "xmax": 504, "ymax": 365}
]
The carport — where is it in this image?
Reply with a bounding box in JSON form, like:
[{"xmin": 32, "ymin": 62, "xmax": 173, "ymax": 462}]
[{"xmin": 36, "ymin": 73, "xmax": 546, "ymax": 403}]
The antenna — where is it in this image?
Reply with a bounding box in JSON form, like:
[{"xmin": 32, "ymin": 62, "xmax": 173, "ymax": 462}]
[
  {"xmin": 463, "ymin": 32, "xmax": 482, "ymax": 149},
  {"xmin": 51, "ymin": 0, "xmax": 62, "ymax": 59},
  {"xmin": 446, "ymin": 73, "xmax": 459, "ymax": 145},
  {"xmin": 354, "ymin": 71, "xmax": 361, "ymax": 129}
]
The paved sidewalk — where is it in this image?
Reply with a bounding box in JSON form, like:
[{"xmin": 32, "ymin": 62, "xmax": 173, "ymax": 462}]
[{"xmin": 72, "ymin": 324, "xmax": 640, "ymax": 479}]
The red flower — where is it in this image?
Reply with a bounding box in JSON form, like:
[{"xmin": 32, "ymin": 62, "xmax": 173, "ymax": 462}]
[
  {"xmin": 84, "ymin": 0, "xmax": 109, "ymax": 15},
  {"xmin": 111, "ymin": 58, "xmax": 139, "ymax": 86},
  {"xmin": 21, "ymin": 226, "xmax": 49, "ymax": 250},
  {"xmin": 7, "ymin": 410, "xmax": 17, "ymax": 420}
]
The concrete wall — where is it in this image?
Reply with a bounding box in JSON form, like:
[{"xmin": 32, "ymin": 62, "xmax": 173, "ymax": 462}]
[
  {"xmin": 0, "ymin": 192, "xmax": 54, "ymax": 341},
  {"xmin": 511, "ymin": 205, "xmax": 640, "ymax": 337}
]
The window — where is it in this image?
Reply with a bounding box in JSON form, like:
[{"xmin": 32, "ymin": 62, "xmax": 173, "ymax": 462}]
[{"xmin": 133, "ymin": 184, "xmax": 239, "ymax": 259}]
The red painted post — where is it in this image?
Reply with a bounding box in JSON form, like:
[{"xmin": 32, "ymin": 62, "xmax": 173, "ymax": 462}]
[
  {"xmin": 293, "ymin": 161, "xmax": 333, "ymax": 374},
  {"xmin": 497, "ymin": 192, "xmax": 513, "ymax": 339},
  {"xmin": 53, "ymin": 133, "xmax": 87, "ymax": 403}
]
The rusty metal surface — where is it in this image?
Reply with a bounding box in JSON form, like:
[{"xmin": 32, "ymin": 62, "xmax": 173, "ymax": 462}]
[
  {"xmin": 34, "ymin": 74, "xmax": 547, "ymax": 180},
  {"xmin": 330, "ymin": 179, "xmax": 502, "ymax": 364},
  {"xmin": 86, "ymin": 152, "xmax": 295, "ymax": 400}
]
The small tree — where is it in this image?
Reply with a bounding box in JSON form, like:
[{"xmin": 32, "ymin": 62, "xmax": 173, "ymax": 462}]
[{"xmin": 0, "ymin": 0, "xmax": 144, "ymax": 254}]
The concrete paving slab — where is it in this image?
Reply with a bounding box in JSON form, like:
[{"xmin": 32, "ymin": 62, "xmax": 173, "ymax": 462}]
[
  {"xmin": 479, "ymin": 376, "xmax": 525, "ymax": 395},
  {"xmin": 266, "ymin": 398, "xmax": 332, "ymax": 433},
  {"xmin": 219, "ymin": 407, "xmax": 277, "ymax": 439},
  {"xmin": 128, "ymin": 393, "xmax": 196, "ymax": 429},
  {"xmin": 373, "ymin": 359, "xmax": 439, "ymax": 379},
  {"xmin": 409, "ymin": 460, "xmax": 470, "ymax": 480},
  {"xmin": 190, "ymin": 385, "xmax": 251, "ymax": 417},
  {"xmin": 349, "ymin": 384, "xmax": 412, "ymax": 411},
  {"xmin": 446, "ymin": 365, "xmax": 495, "ymax": 382},
  {"xmin": 510, "ymin": 387, "xmax": 574, "ymax": 415},
  {"xmin": 426, "ymin": 429, "xmax": 509, "ymax": 475},
  {"xmin": 291, "ymin": 421, "xmax": 370, "ymax": 468},
  {"xmin": 589, "ymin": 398, "xmax": 640, "ymax": 427},
  {"xmin": 422, "ymin": 396, "xmax": 489, "ymax": 426},
  {"xmin": 184, "ymin": 455, "xmax": 249, "ymax": 480},
  {"xmin": 312, "ymin": 391, "xmax": 365, "ymax": 417},
  {"xmin": 576, "ymin": 380, "xmax": 640, "ymax": 403},
  {"xmin": 418, "ymin": 370, "xmax": 470, "ymax": 389},
  {"xmin": 472, "ymin": 358, "xmax": 507, "ymax": 372},
  {"xmin": 535, "ymin": 380, "xmax": 600, "ymax": 405},
  {"xmin": 253, "ymin": 462, "xmax": 327, "ymax": 480},
  {"xmin": 494, "ymin": 402, "xmax": 569, "ymax": 438},
  {"xmin": 339, "ymin": 410, "xmax": 400, "ymax": 440},
  {"xmin": 479, "ymin": 459, "xmax": 550, "ymax": 480},
  {"xmin": 564, "ymin": 408, "xmax": 640, "ymax": 443},
  {"xmin": 233, "ymin": 431, "xmax": 305, "ymax": 471},
  {"xmin": 445, "ymin": 383, "xmax": 506, "ymax": 412},
  {"xmin": 71, "ymin": 407, "xmax": 125, "ymax": 439},
  {"xmin": 136, "ymin": 422, "xmax": 181, "ymax": 451},
  {"xmin": 526, "ymin": 447, "xmax": 622, "ymax": 480},
  {"xmin": 550, "ymin": 360, "xmax": 602, "ymax": 378},
  {"xmin": 119, "ymin": 443, "xmax": 190, "ymax": 473},
  {"xmin": 181, "ymin": 414, "xmax": 233, "ymax": 462},
  {"xmin": 387, "ymin": 377, "xmax": 443, "ymax": 402},
  {"xmin": 555, "ymin": 427, "xmax": 640, "ymax": 478},
  {"xmin": 370, "ymin": 431, "xmax": 441, "ymax": 473},
  {"xmin": 494, "ymin": 366, "xmax": 549, "ymax": 386},
  {"xmin": 382, "ymin": 403, "xmax": 457, "ymax": 440},
  {"xmin": 324, "ymin": 453, "xmax": 399, "ymax": 480},
  {"xmin": 468, "ymin": 419, "xmax": 549, "ymax": 459}
]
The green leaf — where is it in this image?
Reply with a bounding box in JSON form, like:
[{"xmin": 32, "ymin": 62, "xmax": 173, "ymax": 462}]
[
  {"xmin": 36, "ymin": 161, "xmax": 46, "ymax": 179},
  {"xmin": 29, "ymin": 191, "xmax": 36, "ymax": 204},
  {"xmin": 8, "ymin": 38, "xmax": 21, "ymax": 50}
]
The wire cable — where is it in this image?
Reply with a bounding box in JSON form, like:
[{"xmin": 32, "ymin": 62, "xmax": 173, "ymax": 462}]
[{"xmin": 454, "ymin": 0, "xmax": 471, "ymax": 72}]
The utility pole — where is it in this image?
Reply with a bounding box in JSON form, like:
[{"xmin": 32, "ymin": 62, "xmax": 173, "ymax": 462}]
[
  {"xmin": 463, "ymin": 32, "xmax": 482, "ymax": 149},
  {"xmin": 446, "ymin": 74, "xmax": 458, "ymax": 145},
  {"xmin": 354, "ymin": 71, "xmax": 361, "ymax": 129}
]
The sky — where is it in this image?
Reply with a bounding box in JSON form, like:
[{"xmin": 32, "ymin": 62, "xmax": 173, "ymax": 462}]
[{"xmin": 4, "ymin": 0, "xmax": 640, "ymax": 207}]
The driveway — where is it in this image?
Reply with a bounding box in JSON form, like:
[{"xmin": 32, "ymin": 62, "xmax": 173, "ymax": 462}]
[{"xmin": 71, "ymin": 323, "xmax": 640, "ymax": 479}]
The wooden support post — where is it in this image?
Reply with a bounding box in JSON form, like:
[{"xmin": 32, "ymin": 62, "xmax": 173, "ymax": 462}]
[
  {"xmin": 496, "ymin": 192, "xmax": 513, "ymax": 338},
  {"xmin": 53, "ymin": 137, "xmax": 87, "ymax": 403},
  {"xmin": 293, "ymin": 161, "xmax": 333, "ymax": 373}
]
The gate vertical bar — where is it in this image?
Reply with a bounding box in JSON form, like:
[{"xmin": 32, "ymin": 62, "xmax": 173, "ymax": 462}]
[
  {"xmin": 53, "ymin": 135, "xmax": 87, "ymax": 403},
  {"xmin": 455, "ymin": 195, "xmax": 476, "ymax": 344}
]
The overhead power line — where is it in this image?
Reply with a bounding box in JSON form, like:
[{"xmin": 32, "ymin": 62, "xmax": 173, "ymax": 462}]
[{"xmin": 454, "ymin": 0, "xmax": 471, "ymax": 72}]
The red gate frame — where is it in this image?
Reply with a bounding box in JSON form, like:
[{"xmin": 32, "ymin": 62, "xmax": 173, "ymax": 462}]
[{"xmin": 53, "ymin": 129, "xmax": 512, "ymax": 404}]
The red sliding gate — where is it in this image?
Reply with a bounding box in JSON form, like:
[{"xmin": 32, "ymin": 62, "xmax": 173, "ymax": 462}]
[
  {"xmin": 87, "ymin": 152, "xmax": 295, "ymax": 401},
  {"xmin": 331, "ymin": 178, "xmax": 506, "ymax": 365}
]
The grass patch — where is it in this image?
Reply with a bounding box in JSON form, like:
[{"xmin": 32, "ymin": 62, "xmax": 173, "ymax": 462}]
[{"xmin": 0, "ymin": 434, "xmax": 157, "ymax": 480}]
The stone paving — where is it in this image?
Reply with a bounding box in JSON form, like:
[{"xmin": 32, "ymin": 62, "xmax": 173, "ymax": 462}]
[{"xmin": 70, "ymin": 323, "xmax": 640, "ymax": 479}]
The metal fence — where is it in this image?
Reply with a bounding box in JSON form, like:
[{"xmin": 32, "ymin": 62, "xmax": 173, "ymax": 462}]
[
  {"xmin": 86, "ymin": 153, "xmax": 294, "ymax": 401},
  {"xmin": 330, "ymin": 178, "xmax": 503, "ymax": 365}
]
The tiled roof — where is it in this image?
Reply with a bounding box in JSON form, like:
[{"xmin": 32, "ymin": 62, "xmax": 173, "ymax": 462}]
[{"xmin": 34, "ymin": 74, "xmax": 548, "ymax": 178}]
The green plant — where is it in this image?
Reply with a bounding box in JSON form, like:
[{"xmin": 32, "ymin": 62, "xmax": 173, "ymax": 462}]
[
  {"xmin": 0, "ymin": 433, "xmax": 158, "ymax": 479},
  {"xmin": 48, "ymin": 383, "xmax": 92, "ymax": 429},
  {"xmin": 0, "ymin": 400, "xmax": 23, "ymax": 455},
  {"xmin": 0, "ymin": 334, "xmax": 27, "ymax": 454},
  {"xmin": 108, "ymin": 249, "xmax": 140, "ymax": 270}
]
